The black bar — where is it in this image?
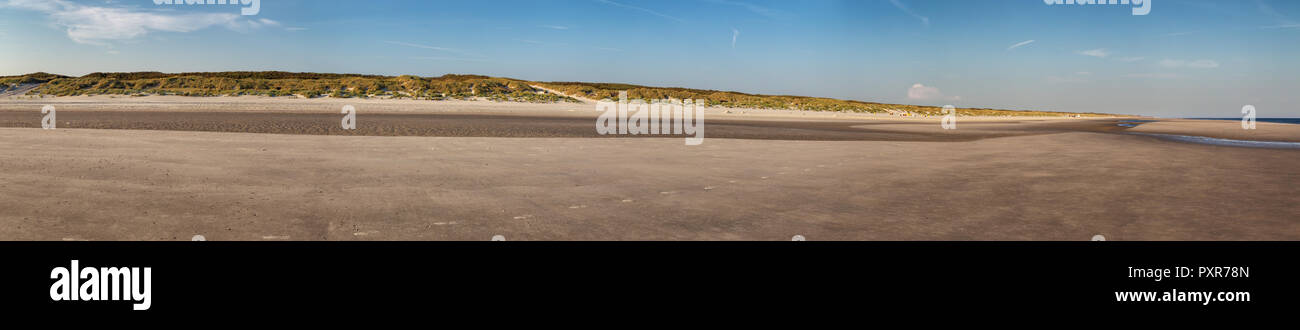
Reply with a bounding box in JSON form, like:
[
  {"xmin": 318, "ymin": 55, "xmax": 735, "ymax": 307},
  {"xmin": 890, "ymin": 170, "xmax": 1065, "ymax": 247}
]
[{"xmin": 2, "ymin": 242, "xmax": 1293, "ymax": 320}]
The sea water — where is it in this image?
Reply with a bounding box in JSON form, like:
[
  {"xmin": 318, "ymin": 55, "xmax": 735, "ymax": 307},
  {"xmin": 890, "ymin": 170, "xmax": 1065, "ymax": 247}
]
[
  {"xmin": 1115, "ymin": 119, "xmax": 1300, "ymax": 149},
  {"xmin": 1130, "ymin": 133, "xmax": 1300, "ymax": 149}
]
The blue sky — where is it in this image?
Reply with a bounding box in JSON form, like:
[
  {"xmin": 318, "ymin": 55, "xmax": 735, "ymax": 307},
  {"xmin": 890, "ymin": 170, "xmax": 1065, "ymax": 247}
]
[{"xmin": 1, "ymin": 0, "xmax": 1297, "ymax": 117}]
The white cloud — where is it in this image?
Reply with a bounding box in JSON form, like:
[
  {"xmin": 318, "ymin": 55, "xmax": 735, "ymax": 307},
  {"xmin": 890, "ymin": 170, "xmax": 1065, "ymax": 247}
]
[
  {"xmin": 1158, "ymin": 59, "xmax": 1220, "ymax": 69},
  {"xmin": 731, "ymin": 28, "xmax": 739, "ymax": 49},
  {"xmin": 596, "ymin": 0, "xmax": 683, "ymax": 22},
  {"xmin": 1007, "ymin": 39, "xmax": 1035, "ymax": 51},
  {"xmin": 1078, "ymin": 49, "xmax": 1110, "ymax": 58},
  {"xmin": 1125, "ymin": 73, "xmax": 1180, "ymax": 79},
  {"xmin": 384, "ymin": 40, "xmax": 485, "ymax": 61},
  {"xmin": 1262, "ymin": 23, "xmax": 1300, "ymax": 29},
  {"xmin": 907, "ymin": 83, "xmax": 957, "ymax": 101},
  {"xmin": 705, "ymin": 0, "xmax": 783, "ymax": 20},
  {"xmin": 410, "ymin": 56, "xmax": 489, "ymax": 62},
  {"xmin": 2, "ymin": 0, "xmax": 273, "ymax": 46},
  {"xmin": 383, "ymin": 40, "xmax": 461, "ymax": 52},
  {"xmin": 889, "ymin": 0, "xmax": 929, "ymax": 27}
]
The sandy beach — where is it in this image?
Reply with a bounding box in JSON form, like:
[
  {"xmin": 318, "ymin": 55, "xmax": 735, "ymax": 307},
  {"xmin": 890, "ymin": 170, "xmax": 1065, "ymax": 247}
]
[{"xmin": 0, "ymin": 97, "xmax": 1296, "ymax": 241}]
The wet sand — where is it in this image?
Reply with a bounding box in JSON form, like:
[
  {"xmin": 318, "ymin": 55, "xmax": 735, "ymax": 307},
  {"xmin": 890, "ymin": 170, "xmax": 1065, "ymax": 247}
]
[
  {"xmin": 0, "ymin": 98, "xmax": 1296, "ymax": 241},
  {"xmin": 0, "ymin": 109, "xmax": 1118, "ymax": 141},
  {"xmin": 1128, "ymin": 119, "xmax": 1300, "ymax": 143}
]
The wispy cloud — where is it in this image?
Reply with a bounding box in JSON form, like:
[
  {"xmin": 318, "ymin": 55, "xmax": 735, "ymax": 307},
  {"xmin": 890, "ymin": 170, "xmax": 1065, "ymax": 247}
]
[
  {"xmin": 596, "ymin": 0, "xmax": 683, "ymax": 22},
  {"xmin": 410, "ymin": 56, "xmax": 489, "ymax": 62},
  {"xmin": 540, "ymin": 25, "xmax": 570, "ymax": 30},
  {"xmin": 516, "ymin": 39, "xmax": 569, "ymax": 47},
  {"xmin": 384, "ymin": 40, "xmax": 484, "ymax": 61},
  {"xmin": 1261, "ymin": 23, "xmax": 1300, "ymax": 29},
  {"xmin": 889, "ymin": 0, "xmax": 930, "ymax": 27},
  {"xmin": 1125, "ymin": 73, "xmax": 1180, "ymax": 79},
  {"xmin": 705, "ymin": 0, "xmax": 783, "ymax": 20},
  {"xmin": 1255, "ymin": 0, "xmax": 1297, "ymax": 29},
  {"xmin": 1158, "ymin": 59, "xmax": 1220, "ymax": 69},
  {"xmin": 1, "ymin": 0, "xmax": 273, "ymax": 46},
  {"xmin": 1078, "ymin": 48, "xmax": 1110, "ymax": 58},
  {"xmin": 1079, "ymin": 49, "xmax": 1149, "ymax": 63},
  {"xmin": 1007, "ymin": 39, "xmax": 1035, "ymax": 51},
  {"xmin": 731, "ymin": 28, "xmax": 740, "ymax": 49},
  {"xmin": 383, "ymin": 40, "xmax": 465, "ymax": 53}
]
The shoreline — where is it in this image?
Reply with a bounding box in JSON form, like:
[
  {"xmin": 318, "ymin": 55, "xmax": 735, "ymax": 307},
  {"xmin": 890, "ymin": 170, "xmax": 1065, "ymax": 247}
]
[
  {"xmin": 0, "ymin": 94, "xmax": 1132, "ymax": 122},
  {"xmin": 2, "ymin": 96, "xmax": 1296, "ymax": 144}
]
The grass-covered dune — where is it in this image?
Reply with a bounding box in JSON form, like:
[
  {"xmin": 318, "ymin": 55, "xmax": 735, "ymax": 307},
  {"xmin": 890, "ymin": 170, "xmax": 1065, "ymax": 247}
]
[
  {"xmin": 0, "ymin": 72, "xmax": 68, "ymax": 85},
  {"xmin": 3, "ymin": 72, "xmax": 575, "ymax": 103},
  {"xmin": 1, "ymin": 72, "xmax": 1124, "ymax": 117},
  {"xmin": 531, "ymin": 81, "xmax": 1122, "ymax": 117}
]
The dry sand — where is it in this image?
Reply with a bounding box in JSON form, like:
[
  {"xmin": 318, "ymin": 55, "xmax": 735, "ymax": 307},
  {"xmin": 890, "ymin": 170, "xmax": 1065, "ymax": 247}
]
[{"xmin": 0, "ymin": 97, "xmax": 1296, "ymax": 241}]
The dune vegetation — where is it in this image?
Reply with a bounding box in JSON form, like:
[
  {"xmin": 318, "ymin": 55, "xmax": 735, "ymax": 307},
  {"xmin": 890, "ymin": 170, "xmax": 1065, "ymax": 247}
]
[
  {"xmin": 4, "ymin": 72, "xmax": 577, "ymax": 103},
  {"xmin": 1, "ymin": 72, "xmax": 1122, "ymax": 117},
  {"xmin": 531, "ymin": 81, "xmax": 1119, "ymax": 117}
]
